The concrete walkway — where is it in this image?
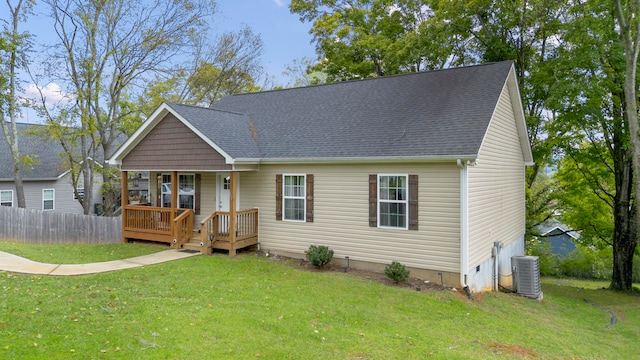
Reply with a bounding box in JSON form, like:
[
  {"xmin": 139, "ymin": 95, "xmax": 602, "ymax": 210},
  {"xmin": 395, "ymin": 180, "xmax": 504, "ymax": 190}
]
[{"xmin": 0, "ymin": 249, "xmax": 201, "ymax": 276}]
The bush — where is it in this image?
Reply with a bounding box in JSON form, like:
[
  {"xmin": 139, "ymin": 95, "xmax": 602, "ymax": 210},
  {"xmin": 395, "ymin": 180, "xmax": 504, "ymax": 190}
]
[
  {"xmin": 385, "ymin": 261, "xmax": 410, "ymax": 284},
  {"xmin": 305, "ymin": 245, "xmax": 334, "ymax": 268}
]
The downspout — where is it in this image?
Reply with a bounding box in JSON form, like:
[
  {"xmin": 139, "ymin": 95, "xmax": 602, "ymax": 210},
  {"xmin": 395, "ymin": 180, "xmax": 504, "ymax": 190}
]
[{"xmin": 457, "ymin": 159, "xmax": 472, "ymax": 299}]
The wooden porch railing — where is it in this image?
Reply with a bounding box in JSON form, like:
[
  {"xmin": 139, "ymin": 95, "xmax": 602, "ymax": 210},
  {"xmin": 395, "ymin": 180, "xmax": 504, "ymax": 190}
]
[
  {"xmin": 123, "ymin": 205, "xmax": 193, "ymax": 247},
  {"xmin": 200, "ymin": 208, "xmax": 259, "ymax": 255},
  {"xmin": 172, "ymin": 209, "xmax": 194, "ymax": 249}
]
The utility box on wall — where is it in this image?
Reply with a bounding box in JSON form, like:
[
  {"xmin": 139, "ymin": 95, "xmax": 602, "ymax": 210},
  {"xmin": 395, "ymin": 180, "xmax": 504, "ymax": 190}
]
[{"xmin": 511, "ymin": 256, "xmax": 542, "ymax": 299}]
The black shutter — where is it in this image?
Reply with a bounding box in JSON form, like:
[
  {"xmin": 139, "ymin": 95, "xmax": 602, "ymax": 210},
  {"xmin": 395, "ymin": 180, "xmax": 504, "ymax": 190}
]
[
  {"xmin": 369, "ymin": 174, "xmax": 377, "ymax": 227},
  {"xmin": 275, "ymin": 174, "xmax": 282, "ymax": 221},
  {"xmin": 194, "ymin": 174, "xmax": 201, "ymax": 215},
  {"xmin": 306, "ymin": 174, "xmax": 314, "ymax": 222},
  {"xmin": 408, "ymin": 174, "xmax": 418, "ymax": 230}
]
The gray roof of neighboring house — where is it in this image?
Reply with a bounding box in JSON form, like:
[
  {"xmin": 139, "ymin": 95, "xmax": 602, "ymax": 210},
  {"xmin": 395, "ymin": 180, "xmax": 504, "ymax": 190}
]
[
  {"xmin": 1, "ymin": 123, "xmax": 122, "ymax": 181},
  {"xmin": 0, "ymin": 122, "xmax": 67, "ymax": 180},
  {"xmin": 537, "ymin": 220, "xmax": 581, "ymax": 239},
  {"xmin": 204, "ymin": 61, "xmax": 516, "ymax": 160}
]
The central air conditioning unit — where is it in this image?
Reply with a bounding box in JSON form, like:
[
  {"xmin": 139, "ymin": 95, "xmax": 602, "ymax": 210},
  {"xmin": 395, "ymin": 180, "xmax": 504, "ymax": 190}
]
[{"xmin": 511, "ymin": 256, "xmax": 542, "ymax": 299}]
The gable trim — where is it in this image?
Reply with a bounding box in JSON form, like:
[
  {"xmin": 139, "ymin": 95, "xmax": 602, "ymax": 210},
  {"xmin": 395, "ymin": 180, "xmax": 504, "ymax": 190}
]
[
  {"xmin": 107, "ymin": 103, "xmax": 235, "ymax": 166},
  {"xmin": 478, "ymin": 65, "xmax": 534, "ymax": 167}
]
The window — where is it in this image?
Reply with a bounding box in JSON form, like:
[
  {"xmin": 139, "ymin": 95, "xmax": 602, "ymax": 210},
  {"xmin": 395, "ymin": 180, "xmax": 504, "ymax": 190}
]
[
  {"xmin": 284, "ymin": 175, "xmax": 305, "ymax": 221},
  {"xmin": 74, "ymin": 176, "xmax": 84, "ymax": 200},
  {"xmin": 369, "ymin": 174, "xmax": 418, "ymax": 230},
  {"xmin": 276, "ymin": 174, "xmax": 314, "ymax": 222},
  {"xmin": 43, "ymin": 189, "xmax": 55, "ymax": 211},
  {"xmin": 378, "ymin": 175, "xmax": 408, "ymax": 229},
  {"xmin": 0, "ymin": 190, "xmax": 13, "ymax": 207},
  {"xmin": 178, "ymin": 174, "xmax": 195, "ymax": 210},
  {"xmin": 161, "ymin": 173, "xmax": 195, "ymax": 210}
]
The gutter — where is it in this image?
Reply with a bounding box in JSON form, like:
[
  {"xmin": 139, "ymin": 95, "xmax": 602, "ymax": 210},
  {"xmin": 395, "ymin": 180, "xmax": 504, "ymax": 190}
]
[
  {"xmin": 232, "ymin": 155, "xmax": 478, "ymax": 165},
  {"xmin": 457, "ymin": 159, "xmax": 472, "ymax": 299}
]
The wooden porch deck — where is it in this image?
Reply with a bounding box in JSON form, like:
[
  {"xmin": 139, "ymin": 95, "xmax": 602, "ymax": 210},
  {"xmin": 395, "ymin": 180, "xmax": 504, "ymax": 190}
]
[{"xmin": 122, "ymin": 205, "xmax": 258, "ymax": 256}]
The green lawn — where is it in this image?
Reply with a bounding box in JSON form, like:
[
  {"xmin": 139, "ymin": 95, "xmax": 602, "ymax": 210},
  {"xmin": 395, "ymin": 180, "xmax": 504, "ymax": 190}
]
[{"xmin": 0, "ymin": 243, "xmax": 638, "ymax": 359}]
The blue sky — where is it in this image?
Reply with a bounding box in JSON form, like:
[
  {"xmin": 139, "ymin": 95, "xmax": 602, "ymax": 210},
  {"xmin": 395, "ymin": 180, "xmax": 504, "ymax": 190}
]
[
  {"xmin": 214, "ymin": 1, "xmax": 317, "ymax": 84},
  {"xmin": 17, "ymin": 0, "xmax": 317, "ymax": 122}
]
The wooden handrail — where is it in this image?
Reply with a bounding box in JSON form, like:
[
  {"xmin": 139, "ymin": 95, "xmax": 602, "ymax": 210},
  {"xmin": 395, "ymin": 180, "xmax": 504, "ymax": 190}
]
[
  {"xmin": 200, "ymin": 208, "xmax": 258, "ymax": 245},
  {"xmin": 172, "ymin": 209, "xmax": 193, "ymax": 248}
]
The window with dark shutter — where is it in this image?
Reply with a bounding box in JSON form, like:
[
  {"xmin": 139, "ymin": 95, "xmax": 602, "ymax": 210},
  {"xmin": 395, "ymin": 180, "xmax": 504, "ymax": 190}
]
[
  {"xmin": 371, "ymin": 174, "xmax": 418, "ymax": 230},
  {"xmin": 276, "ymin": 173, "xmax": 314, "ymax": 222}
]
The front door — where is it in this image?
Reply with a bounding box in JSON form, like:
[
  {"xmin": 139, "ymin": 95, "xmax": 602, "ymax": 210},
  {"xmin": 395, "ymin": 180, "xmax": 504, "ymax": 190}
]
[
  {"xmin": 217, "ymin": 173, "xmax": 239, "ymax": 236},
  {"xmin": 217, "ymin": 173, "xmax": 239, "ymax": 212}
]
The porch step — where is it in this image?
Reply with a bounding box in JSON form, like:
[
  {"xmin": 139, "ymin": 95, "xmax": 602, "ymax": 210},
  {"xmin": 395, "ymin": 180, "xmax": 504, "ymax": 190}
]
[{"xmin": 181, "ymin": 234, "xmax": 204, "ymax": 252}]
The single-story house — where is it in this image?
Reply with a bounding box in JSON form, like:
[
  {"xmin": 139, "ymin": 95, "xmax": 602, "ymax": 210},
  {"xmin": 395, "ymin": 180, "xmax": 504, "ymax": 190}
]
[
  {"xmin": 0, "ymin": 123, "xmax": 103, "ymax": 214},
  {"xmin": 108, "ymin": 61, "xmax": 533, "ymax": 292}
]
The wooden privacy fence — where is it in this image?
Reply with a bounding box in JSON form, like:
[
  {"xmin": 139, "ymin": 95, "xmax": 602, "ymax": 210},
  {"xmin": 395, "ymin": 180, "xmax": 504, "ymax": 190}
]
[{"xmin": 0, "ymin": 206, "xmax": 121, "ymax": 244}]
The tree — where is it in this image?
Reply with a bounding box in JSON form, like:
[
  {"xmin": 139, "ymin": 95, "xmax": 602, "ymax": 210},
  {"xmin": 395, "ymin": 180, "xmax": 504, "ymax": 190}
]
[
  {"xmin": 136, "ymin": 26, "xmax": 264, "ymax": 119},
  {"xmin": 0, "ymin": 0, "xmax": 33, "ymax": 208},
  {"xmin": 613, "ymin": 0, "xmax": 640, "ymax": 291},
  {"xmin": 34, "ymin": 0, "xmax": 216, "ymax": 215},
  {"xmin": 290, "ymin": 0, "xmax": 453, "ymax": 81}
]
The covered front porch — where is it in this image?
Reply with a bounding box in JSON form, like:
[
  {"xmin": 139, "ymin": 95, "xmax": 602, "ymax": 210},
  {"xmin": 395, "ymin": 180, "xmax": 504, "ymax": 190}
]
[{"xmin": 121, "ymin": 170, "xmax": 258, "ymax": 256}]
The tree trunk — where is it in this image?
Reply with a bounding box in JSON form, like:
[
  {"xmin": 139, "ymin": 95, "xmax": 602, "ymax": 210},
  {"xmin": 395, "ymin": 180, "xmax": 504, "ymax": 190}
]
[
  {"xmin": 611, "ymin": 149, "xmax": 636, "ymax": 290},
  {"xmin": 614, "ymin": 0, "xmax": 640, "ymax": 291},
  {"xmin": 3, "ymin": 0, "xmax": 27, "ymax": 208}
]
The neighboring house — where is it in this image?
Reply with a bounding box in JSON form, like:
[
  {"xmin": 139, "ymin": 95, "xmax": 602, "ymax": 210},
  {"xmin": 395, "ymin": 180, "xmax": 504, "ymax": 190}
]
[
  {"xmin": 0, "ymin": 123, "xmax": 103, "ymax": 214},
  {"xmin": 108, "ymin": 61, "xmax": 533, "ymax": 292},
  {"xmin": 536, "ymin": 220, "xmax": 580, "ymax": 258}
]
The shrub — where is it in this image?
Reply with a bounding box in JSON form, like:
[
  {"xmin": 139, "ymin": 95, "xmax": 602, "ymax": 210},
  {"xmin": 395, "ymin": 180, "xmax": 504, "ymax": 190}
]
[
  {"xmin": 305, "ymin": 245, "xmax": 334, "ymax": 268},
  {"xmin": 385, "ymin": 261, "xmax": 410, "ymax": 284}
]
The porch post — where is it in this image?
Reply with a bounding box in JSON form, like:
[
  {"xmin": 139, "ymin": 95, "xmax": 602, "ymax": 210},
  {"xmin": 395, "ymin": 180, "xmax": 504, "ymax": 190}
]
[
  {"xmin": 229, "ymin": 171, "xmax": 237, "ymax": 256},
  {"xmin": 171, "ymin": 171, "xmax": 178, "ymax": 248},
  {"xmin": 121, "ymin": 170, "xmax": 129, "ymax": 243}
]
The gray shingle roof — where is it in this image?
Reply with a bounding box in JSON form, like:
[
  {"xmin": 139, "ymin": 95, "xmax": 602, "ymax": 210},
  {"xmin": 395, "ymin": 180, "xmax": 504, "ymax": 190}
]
[
  {"xmin": 166, "ymin": 103, "xmax": 261, "ymax": 159},
  {"xmin": 0, "ymin": 123, "xmax": 67, "ymax": 180},
  {"xmin": 205, "ymin": 61, "xmax": 514, "ymax": 160}
]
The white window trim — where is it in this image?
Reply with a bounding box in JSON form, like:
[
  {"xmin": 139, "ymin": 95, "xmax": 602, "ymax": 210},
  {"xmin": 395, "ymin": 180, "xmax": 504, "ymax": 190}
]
[
  {"xmin": 161, "ymin": 173, "xmax": 196, "ymax": 210},
  {"xmin": 74, "ymin": 175, "xmax": 85, "ymax": 200},
  {"xmin": 43, "ymin": 189, "xmax": 55, "ymax": 211},
  {"xmin": 377, "ymin": 174, "xmax": 409, "ymax": 230},
  {"xmin": 0, "ymin": 190, "xmax": 13, "ymax": 207},
  {"xmin": 283, "ymin": 174, "xmax": 306, "ymax": 222}
]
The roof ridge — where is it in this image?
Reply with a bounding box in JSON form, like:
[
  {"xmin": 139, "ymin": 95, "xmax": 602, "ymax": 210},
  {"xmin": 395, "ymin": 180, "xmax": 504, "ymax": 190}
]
[{"xmin": 222, "ymin": 60, "xmax": 514, "ymax": 99}]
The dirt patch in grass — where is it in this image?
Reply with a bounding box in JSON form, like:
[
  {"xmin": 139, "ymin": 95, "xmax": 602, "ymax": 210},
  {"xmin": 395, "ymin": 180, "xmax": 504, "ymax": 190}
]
[{"xmin": 489, "ymin": 343, "xmax": 539, "ymax": 358}]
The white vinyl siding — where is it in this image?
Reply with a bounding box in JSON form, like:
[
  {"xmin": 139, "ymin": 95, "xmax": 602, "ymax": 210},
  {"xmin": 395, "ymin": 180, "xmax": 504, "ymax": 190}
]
[
  {"xmin": 240, "ymin": 163, "xmax": 460, "ymax": 273},
  {"xmin": 0, "ymin": 190, "xmax": 13, "ymax": 207},
  {"xmin": 467, "ymin": 83, "xmax": 526, "ymax": 274}
]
